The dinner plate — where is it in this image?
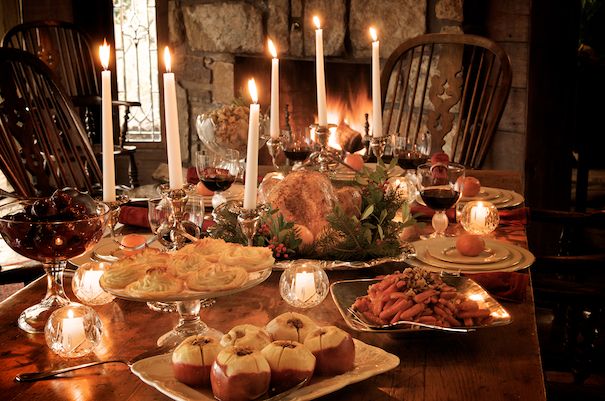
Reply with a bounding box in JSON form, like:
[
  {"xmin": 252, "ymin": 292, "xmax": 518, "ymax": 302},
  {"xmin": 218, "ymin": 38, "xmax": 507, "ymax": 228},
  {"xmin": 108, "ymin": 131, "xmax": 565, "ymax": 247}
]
[
  {"xmin": 331, "ymin": 276, "xmax": 512, "ymax": 333},
  {"xmin": 415, "ymin": 187, "xmax": 524, "ymax": 210},
  {"xmin": 69, "ymin": 235, "xmax": 163, "ymax": 267},
  {"xmin": 459, "ymin": 187, "xmax": 503, "ymax": 202},
  {"xmin": 130, "ymin": 339, "xmax": 400, "ymax": 401},
  {"xmin": 426, "ymin": 238, "xmax": 510, "ymax": 264},
  {"xmin": 125, "ymin": 183, "xmax": 245, "ymax": 205},
  {"xmin": 410, "ymin": 239, "xmax": 534, "ymax": 273},
  {"xmin": 103, "ymin": 267, "xmax": 272, "ymax": 302}
]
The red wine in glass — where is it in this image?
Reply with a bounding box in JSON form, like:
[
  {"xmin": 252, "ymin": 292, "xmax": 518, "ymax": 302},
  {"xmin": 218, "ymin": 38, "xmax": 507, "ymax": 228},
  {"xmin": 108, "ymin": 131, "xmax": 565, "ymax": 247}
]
[
  {"xmin": 395, "ymin": 150, "xmax": 429, "ymax": 170},
  {"xmin": 420, "ymin": 188, "xmax": 460, "ymax": 210},
  {"xmin": 284, "ymin": 148, "xmax": 311, "ymax": 162},
  {"xmin": 199, "ymin": 167, "xmax": 235, "ymax": 192}
]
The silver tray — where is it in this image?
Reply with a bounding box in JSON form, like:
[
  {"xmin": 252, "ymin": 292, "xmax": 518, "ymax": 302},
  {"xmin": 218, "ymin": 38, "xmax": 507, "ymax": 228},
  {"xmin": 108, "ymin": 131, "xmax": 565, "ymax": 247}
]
[{"xmin": 330, "ymin": 275, "xmax": 512, "ymax": 333}]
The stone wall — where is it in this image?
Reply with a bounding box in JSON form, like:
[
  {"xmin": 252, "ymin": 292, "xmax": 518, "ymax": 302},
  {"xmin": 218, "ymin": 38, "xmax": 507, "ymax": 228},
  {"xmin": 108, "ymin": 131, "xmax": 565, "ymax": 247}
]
[{"xmin": 166, "ymin": 0, "xmax": 467, "ymax": 165}]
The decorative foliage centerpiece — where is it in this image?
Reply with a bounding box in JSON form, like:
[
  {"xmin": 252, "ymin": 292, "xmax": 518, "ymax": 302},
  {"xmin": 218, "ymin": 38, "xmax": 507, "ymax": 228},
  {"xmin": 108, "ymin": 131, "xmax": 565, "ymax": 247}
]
[{"xmin": 210, "ymin": 160, "xmax": 416, "ymax": 261}]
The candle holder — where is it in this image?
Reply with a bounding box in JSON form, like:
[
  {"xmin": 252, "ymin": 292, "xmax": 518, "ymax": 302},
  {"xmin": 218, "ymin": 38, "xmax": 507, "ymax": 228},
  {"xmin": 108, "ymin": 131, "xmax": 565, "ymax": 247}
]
[
  {"xmin": 158, "ymin": 184, "xmax": 202, "ymax": 250},
  {"xmin": 237, "ymin": 207, "xmax": 262, "ymax": 247},
  {"xmin": 303, "ymin": 124, "xmax": 358, "ymax": 174},
  {"xmin": 266, "ymin": 136, "xmax": 284, "ymax": 172},
  {"xmin": 279, "ymin": 262, "xmax": 329, "ymax": 309},
  {"xmin": 44, "ymin": 303, "xmax": 103, "ymax": 358},
  {"xmin": 459, "ymin": 201, "xmax": 500, "ymax": 235},
  {"xmin": 72, "ymin": 262, "xmax": 115, "ymax": 306}
]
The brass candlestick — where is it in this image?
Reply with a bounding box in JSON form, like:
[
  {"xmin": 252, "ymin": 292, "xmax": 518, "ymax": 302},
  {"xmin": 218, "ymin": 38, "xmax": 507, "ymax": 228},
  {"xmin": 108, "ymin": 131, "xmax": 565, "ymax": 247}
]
[
  {"xmin": 158, "ymin": 184, "xmax": 201, "ymax": 250},
  {"xmin": 237, "ymin": 207, "xmax": 262, "ymax": 247}
]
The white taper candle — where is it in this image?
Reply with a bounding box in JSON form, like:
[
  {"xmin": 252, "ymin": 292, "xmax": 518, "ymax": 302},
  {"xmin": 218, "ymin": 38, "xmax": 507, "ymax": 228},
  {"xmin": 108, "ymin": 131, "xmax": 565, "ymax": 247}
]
[
  {"xmin": 244, "ymin": 79, "xmax": 260, "ymax": 210},
  {"xmin": 314, "ymin": 16, "xmax": 327, "ymax": 126},
  {"xmin": 99, "ymin": 41, "xmax": 116, "ymax": 202},
  {"xmin": 370, "ymin": 27, "xmax": 383, "ymax": 138},
  {"xmin": 162, "ymin": 47, "xmax": 184, "ymax": 189}
]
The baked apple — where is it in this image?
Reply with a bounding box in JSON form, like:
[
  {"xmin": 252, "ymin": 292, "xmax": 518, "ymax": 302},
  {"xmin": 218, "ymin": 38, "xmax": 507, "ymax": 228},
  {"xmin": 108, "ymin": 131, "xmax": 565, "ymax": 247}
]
[
  {"xmin": 303, "ymin": 326, "xmax": 355, "ymax": 375},
  {"xmin": 210, "ymin": 346, "xmax": 271, "ymax": 401},
  {"xmin": 220, "ymin": 324, "xmax": 272, "ymax": 351},
  {"xmin": 265, "ymin": 312, "xmax": 319, "ymax": 343},
  {"xmin": 261, "ymin": 340, "xmax": 315, "ymax": 392},
  {"xmin": 172, "ymin": 335, "xmax": 223, "ymax": 387}
]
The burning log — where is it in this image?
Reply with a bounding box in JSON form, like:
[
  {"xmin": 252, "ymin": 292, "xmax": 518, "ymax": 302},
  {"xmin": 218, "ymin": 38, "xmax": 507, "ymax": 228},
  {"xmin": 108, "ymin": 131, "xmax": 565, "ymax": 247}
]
[{"xmin": 336, "ymin": 121, "xmax": 364, "ymax": 153}]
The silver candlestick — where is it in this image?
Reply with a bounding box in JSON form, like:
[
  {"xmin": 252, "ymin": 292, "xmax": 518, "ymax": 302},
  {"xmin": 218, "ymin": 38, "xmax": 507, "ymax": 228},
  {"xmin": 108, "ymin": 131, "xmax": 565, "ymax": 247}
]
[
  {"xmin": 237, "ymin": 207, "xmax": 262, "ymax": 247},
  {"xmin": 370, "ymin": 136, "xmax": 389, "ymax": 160},
  {"xmin": 158, "ymin": 184, "xmax": 201, "ymax": 250},
  {"xmin": 266, "ymin": 136, "xmax": 283, "ymax": 171}
]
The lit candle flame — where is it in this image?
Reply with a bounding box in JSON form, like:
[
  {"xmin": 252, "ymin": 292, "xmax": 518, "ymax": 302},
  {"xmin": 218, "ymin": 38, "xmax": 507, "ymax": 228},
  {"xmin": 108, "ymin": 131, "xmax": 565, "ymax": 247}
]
[
  {"xmin": 369, "ymin": 27, "xmax": 378, "ymax": 42},
  {"xmin": 268, "ymin": 39, "xmax": 277, "ymax": 58},
  {"xmin": 163, "ymin": 46, "xmax": 172, "ymax": 73},
  {"xmin": 313, "ymin": 16, "xmax": 321, "ymax": 29},
  {"xmin": 248, "ymin": 78, "xmax": 258, "ymax": 104},
  {"xmin": 99, "ymin": 39, "xmax": 110, "ymax": 70},
  {"xmin": 67, "ymin": 309, "xmax": 75, "ymax": 319}
]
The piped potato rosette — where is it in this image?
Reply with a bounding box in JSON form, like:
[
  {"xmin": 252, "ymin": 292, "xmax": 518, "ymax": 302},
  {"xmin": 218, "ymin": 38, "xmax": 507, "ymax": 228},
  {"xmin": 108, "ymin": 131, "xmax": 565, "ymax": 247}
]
[{"xmin": 101, "ymin": 237, "xmax": 274, "ymax": 298}]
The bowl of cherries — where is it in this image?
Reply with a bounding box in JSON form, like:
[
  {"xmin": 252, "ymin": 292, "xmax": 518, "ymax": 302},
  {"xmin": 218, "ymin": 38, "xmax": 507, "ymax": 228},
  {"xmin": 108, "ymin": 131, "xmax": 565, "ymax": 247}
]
[{"xmin": 0, "ymin": 188, "xmax": 110, "ymax": 333}]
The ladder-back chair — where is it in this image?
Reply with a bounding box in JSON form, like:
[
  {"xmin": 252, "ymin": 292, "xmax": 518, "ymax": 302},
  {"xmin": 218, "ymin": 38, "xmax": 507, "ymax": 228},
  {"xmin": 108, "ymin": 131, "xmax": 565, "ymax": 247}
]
[
  {"xmin": 2, "ymin": 20, "xmax": 140, "ymax": 187},
  {"xmin": 381, "ymin": 33, "xmax": 512, "ymax": 168},
  {"xmin": 0, "ymin": 48, "xmax": 102, "ymax": 197}
]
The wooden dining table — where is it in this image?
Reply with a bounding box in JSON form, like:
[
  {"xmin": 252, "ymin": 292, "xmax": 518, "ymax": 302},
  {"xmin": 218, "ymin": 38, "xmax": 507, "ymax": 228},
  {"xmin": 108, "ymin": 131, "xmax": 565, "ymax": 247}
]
[{"xmin": 0, "ymin": 170, "xmax": 547, "ymax": 401}]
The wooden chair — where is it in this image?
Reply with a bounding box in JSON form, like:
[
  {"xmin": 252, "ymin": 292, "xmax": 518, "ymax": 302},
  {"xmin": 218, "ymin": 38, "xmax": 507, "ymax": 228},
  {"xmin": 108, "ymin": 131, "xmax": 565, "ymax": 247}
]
[
  {"xmin": 528, "ymin": 208, "xmax": 605, "ymax": 395},
  {"xmin": 381, "ymin": 33, "xmax": 512, "ymax": 168},
  {"xmin": 2, "ymin": 20, "xmax": 140, "ymax": 188},
  {"xmin": 0, "ymin": 47, "xmax": 102, "ymax": 197}
]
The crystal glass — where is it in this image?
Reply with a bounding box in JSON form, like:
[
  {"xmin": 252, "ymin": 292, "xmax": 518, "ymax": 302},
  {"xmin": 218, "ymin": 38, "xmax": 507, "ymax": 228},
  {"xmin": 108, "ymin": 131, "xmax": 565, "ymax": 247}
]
[
  {"xmin": 279, "ymin": 262, "xmax": 330, "ymax": 308},
  {"xmin": 392, "ymin": 133, "xmax": 431, "ymax": 172},
  {"xmin": 417, "ymin": 162, "xmax": 465, "ymax": 238},
  {"xmin": 459, "ymin": 201, "xmax": 500, "ymax": 235},
  {"xmin": 196, "ymin": 149, "xmax": 240, "ymax": 208},
  {"xmin": 0, "ymin": 200, "xmax": 110, "ymax": 333},
  {"xmin": 283, "ymin": 128, "xmax": 314, "ymax": 165},
  {"xmin": 72, "ymin": 262, "xmax": 115, "ymax": 306},
  {"xmin": 44, "ymin": 303, "xmax": 103, "ymax": 358},
  {"xmin": 196, "ymin": 111, "xmax": 269, "ymax": 162}
]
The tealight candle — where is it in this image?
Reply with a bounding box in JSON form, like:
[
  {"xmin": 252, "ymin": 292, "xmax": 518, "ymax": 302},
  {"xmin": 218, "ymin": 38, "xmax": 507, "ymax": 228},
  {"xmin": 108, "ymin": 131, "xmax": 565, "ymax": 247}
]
[
  {"xmin": 460, "ymin": 201, "xmax": 500, "ymax": 235},
  {"xmin": 279, "ymin": 262, "xmax": 329, "ymax": 309},
  {"xmin": 72, "ymin": 262, "xmax": 115, "ymax": 306},
  {"xmin": 45, "ymin": 303, "xmax": 103, "ymax": 358}
]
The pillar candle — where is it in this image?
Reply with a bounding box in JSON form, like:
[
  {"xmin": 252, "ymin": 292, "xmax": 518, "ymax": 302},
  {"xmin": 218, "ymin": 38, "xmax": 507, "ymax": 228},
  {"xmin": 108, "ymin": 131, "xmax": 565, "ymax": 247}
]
[
  {"xmin": 244, "ymin": 79, "xmax": 260, "ymax": 210},
  {"xmin": 268, "ymin": 39, "xmax": 280, "ymax": 140},
  {"xmin": 163, "ymin": 47, "xmax": 184, "ymax": 189},
  {"xmin": 99, "ymin": 41, "xmax": 116, "ymax": 202},
  {"xmin": 370, "ymin": 27, "xmax": 383, "ymax": 138},
  {"xmin": 313, "ymin": 16, "xmax": 327, "ymax": 126}
]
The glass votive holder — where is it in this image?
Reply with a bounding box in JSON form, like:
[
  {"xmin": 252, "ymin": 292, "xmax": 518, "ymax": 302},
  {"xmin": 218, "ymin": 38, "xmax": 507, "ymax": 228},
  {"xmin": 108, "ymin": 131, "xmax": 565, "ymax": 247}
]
[
  {"xmin": 72, "ymin": 262, "xmax": 116, "ymax": 305},
  {"xmin": 387, "ymin": 176, "xmax": 417, "ymax": 204},
  {"xmin": 279, "ymin": 262, "xmax": 329, "ymax": 309},
  {"xmin": 459, "ymin": 201, "xmax": 500, "ymax": 235},
  {"xmin": 45, "ymin": 303, "xmax": 103, "ymax": 358}
]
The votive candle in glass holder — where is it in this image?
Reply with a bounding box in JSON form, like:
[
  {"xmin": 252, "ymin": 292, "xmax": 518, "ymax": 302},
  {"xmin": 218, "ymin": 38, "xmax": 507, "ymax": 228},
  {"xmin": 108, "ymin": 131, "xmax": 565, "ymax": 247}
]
[
  {"xmin": 72, "ymin": 262, "xmax": 115, "ymax": 306},
  {"xmin": 45, "ymin": 303, "xmax": 103, "ymax": 358},
  {"xmin": 460, "ymin": 201, "xmax": 500, "ymax": 235},
  {"xmin": 279, "ymin": 262, "xmax": 329, "ymax": 309}
]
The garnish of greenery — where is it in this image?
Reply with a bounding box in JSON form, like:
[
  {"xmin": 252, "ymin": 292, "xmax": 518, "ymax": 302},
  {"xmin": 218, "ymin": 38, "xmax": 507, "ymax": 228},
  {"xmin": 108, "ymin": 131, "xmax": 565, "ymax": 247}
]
[
  {"xmin": 209, "ymin": 158, "xmax": 418, "ymax": 261},
  {"xmin": 314, "ymin": 158, "xmax": 416, "ymax": 260}
]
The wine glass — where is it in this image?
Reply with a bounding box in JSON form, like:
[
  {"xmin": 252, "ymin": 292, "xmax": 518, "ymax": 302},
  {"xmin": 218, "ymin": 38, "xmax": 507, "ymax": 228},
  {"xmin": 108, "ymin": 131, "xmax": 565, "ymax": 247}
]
[
  {"xmin": 416, "ymin": 162, "xmax": 465, "ymax": 238},
  {"xmin": 392, "ymin": 133, "xmax": 431, "ymax": 172},
  {"xmin": 196, "ymin": 149, "xmax": 240, "ymax": 208},
  {"xmin": 0, "ymin": 199, "xmax": 110, "ymax": 333},
  {"xmin": 283, "ymin": 128, "xmax": 314, "ymax": 165}
]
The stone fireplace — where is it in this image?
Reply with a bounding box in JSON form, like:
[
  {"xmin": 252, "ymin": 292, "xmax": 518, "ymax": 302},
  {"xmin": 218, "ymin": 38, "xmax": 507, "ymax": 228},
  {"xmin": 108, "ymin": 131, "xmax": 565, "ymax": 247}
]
[{"xmin": 166, "ymin": 0, "xmax": 521, "ymax": 167}]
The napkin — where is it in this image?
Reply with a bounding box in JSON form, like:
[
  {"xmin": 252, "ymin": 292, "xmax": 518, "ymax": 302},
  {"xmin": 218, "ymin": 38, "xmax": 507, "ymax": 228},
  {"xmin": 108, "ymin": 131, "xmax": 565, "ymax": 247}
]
[
  {"xmin": 465, "ymin": 272, "xmax": 529, "ymax": 302},
  {"xmin": 118, "ymin": 205, "xmax": 150, "ymax": 228}
]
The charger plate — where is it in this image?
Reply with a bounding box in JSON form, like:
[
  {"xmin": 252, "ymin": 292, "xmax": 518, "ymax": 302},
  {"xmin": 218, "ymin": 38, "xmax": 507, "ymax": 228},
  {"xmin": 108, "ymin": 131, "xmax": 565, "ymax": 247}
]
[{"xmin": 130, "ymin": 339, "xmax": 399, "ymax": 401}]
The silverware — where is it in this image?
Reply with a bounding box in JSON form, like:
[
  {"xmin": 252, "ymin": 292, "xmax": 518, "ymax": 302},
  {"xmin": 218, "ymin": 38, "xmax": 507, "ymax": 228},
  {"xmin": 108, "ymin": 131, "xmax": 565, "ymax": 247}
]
[
  {"xmin": 15, "ymin": 344, "xmax": 175, "ymax": 382},
  {"xmin": 346, "ymin": 307, "xmax": 473, "ymax": 333}
]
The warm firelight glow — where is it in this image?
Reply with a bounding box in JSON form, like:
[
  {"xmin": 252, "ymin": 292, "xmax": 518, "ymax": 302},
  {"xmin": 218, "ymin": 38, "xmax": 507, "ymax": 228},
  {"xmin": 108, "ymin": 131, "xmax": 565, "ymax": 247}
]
[
  {"xmin": 268, "ymin": 39, "xmax": 277, "ymax": 58},
  {"xmin": 313, "ymin": 16, "xmax": 321, "ymax": 29},
  {"xmin": 163, "ymin": 46, "xmax": 172, "ymax": 73},
  {"xmin": 99, "ymin": 40, "xmax": 110, "ymax": 70},
  {"xmin": 369, "ymin": 27, "xmax": 378, "ymax": 42},
  {"xmin": 248, "ymin": 78, "xmax": 258, "ymax": 104}
]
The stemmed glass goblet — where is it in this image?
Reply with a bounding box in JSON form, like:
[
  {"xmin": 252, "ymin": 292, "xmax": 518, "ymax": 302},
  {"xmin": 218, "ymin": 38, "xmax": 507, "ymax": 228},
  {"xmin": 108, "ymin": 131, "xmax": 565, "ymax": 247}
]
[
  {"xmin": 392, "ymin": 133, "xmax": 431, "ymax": 172},
  {"xmin": 196, "ymin": 149, "xmax": 240, "ymax": 209},
  {"xmin": 416, "ymin": 162, "xmax": 465, "ymax": 238},
  {"xmin": 283, "ymin": 128, "xmax": 314, "ymax": 165},
  {"xmin": 0, "ymin": 197, "xmax": 110, "ymax": 333}
]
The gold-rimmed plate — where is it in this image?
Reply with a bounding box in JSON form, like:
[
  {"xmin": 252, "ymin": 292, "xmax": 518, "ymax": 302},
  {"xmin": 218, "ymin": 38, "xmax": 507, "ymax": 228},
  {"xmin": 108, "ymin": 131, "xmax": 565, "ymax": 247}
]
[{"xmin": 426, "ymin": 238, "xmax": 510, "ymax": 264}]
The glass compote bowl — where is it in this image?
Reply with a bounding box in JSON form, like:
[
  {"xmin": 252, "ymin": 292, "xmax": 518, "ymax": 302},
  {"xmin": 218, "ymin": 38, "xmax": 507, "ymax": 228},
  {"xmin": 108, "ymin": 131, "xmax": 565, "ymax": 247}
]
[
  {"xmin": 0, "ymin": 199, "xmax": 110, "ymax": 333},
  {"xmin": 416, "ymin": 162, "xmax": 465, "ymax": 238},
  {"xmin": 196, "ymin": 149, "xmax": 240, "ymax": 208}
]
